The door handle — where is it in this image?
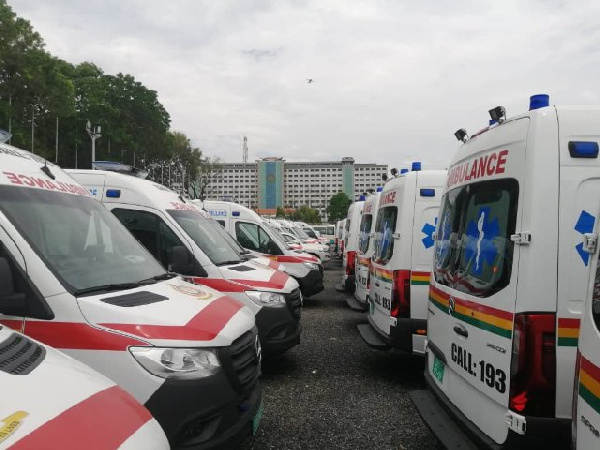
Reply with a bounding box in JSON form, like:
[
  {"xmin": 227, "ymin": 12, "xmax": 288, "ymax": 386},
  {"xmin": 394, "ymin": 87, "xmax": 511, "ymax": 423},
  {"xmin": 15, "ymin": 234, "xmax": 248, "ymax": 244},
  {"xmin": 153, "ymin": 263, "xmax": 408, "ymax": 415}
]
[{"xmin": 453, "ymin": 324, "xmax": 468, "ymax": 338}]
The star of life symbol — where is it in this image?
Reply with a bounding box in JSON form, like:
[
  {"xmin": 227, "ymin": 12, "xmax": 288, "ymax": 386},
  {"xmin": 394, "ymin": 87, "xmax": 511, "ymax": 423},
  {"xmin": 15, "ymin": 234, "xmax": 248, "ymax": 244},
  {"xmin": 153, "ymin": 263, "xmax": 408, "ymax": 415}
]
[
  {"xmin": 421, "ymin": 217, "xmax": 437, "ymax": 249},
  {"xmin": 465, "ymin": 206, "xmax": 500, "ymax": 275},
  {"xmin": 575, "ymin": 210, "xmax": 596, "ymax": 266},
  {"xmin": 476, "ymin": 210, "xmax": 485, "ymax": 272}
]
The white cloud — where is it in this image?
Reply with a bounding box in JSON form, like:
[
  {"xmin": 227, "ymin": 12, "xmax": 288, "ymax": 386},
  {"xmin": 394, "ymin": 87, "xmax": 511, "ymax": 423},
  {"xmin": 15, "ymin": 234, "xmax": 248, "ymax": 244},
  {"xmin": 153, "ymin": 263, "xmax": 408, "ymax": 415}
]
[{"xmin": 9, "ymin": 0, "xmax": 600, "ymax": 169}]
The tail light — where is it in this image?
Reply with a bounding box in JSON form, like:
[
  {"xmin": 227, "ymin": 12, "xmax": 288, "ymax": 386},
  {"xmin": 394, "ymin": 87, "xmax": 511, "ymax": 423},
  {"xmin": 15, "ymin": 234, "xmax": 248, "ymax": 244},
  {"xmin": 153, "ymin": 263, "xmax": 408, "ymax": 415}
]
[
  {"xmin": 391, "ymin": 270, "xmax": 411, "ymax": 318},
  {"xmin": 509, "ymin": 313, "xmax": 556, "ymax": 417},
  {"xmin": 346, "ymin": 251, "xmax": 356, "ymax": 275}
]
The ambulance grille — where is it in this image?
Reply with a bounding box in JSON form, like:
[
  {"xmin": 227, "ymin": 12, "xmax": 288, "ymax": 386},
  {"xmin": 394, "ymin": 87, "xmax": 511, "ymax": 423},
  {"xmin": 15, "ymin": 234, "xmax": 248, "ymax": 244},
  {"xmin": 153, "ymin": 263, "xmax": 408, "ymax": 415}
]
[
  {"xmin": 222, "ymin": 328, "xmax": 261, "ymax": 394},
  {"xmin": 0, "ymin": 333, "xmax": 46, "ymax": 375},
  {"xmin": 286, "ymin": 288, "xmax": 302, "ymax": 320}
]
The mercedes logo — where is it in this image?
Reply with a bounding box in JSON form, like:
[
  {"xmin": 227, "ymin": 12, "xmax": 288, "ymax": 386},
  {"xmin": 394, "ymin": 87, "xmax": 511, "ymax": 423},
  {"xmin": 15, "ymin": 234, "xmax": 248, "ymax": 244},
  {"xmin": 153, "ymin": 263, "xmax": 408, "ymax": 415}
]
[
  {"xmin": 449, "ymin": 297, "xmax": 455, "ymax": 316},
  {"xmin": 255, "ymin": 335, "xmax": 262, "ymax": 363}
]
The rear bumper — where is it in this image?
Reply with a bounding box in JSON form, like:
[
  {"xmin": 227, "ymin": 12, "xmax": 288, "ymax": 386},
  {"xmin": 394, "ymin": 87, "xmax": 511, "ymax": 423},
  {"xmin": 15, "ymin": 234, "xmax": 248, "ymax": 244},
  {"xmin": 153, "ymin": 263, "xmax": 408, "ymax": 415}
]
[
  {"xmin": 365, "ymin": 313, "xmax": 426, "ymax": 353},
  {"xmin": 296, "ymin": 268, "xmax": 324, "ymax": 297},
  {"xmin": 413, "ymin": 357, "xmax": 570, "ymax": 450}
]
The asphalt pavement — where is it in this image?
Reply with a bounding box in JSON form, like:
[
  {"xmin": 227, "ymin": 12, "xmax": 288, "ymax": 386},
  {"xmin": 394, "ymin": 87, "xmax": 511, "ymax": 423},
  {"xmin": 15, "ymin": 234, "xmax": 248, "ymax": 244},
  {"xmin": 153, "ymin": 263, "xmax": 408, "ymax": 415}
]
[{"xmin": 241, "ymin": 259, "xmax": 442, "ymax": 450}]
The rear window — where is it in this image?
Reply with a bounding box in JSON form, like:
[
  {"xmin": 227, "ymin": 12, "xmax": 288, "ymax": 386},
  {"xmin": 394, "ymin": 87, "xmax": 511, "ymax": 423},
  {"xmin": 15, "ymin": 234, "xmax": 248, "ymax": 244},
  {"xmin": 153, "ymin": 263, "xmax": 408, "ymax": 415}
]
[
  {"xmin": 434, "ymin": 179, "xmax": 519, "ymax": 298},
  {"xmin": 373, "ymin": 206, "xmax": 397, "ymax": 265},
  {"xmin": 358, "ymin": 214, "xmax": 373, "ymax": 254}
]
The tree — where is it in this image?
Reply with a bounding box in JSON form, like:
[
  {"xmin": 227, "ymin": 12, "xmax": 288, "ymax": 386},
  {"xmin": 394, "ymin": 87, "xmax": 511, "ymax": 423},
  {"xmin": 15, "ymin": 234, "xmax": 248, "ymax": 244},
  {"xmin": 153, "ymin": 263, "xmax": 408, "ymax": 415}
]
[
  {"xmin": 189, "ymin": 155, "xmax": 222, "ymax": 200},
  {"xmin": 327, "ymin": 192, "xmax": 352, "ymax": 222},
  {"xmin": 289, "ymin": 205, "xmax": 321, "ymax": 224},
  {"xmin": 276, "ymin": 207, "xmax": 285, "ymax": 218}
]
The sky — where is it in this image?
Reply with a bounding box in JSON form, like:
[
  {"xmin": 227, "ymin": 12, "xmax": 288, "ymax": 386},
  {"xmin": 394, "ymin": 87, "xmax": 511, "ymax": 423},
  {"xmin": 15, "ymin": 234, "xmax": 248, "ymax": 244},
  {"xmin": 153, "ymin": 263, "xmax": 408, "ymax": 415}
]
[{"xmin": 9, "ymin": 0, "xmax": 600, "ymax": 170}]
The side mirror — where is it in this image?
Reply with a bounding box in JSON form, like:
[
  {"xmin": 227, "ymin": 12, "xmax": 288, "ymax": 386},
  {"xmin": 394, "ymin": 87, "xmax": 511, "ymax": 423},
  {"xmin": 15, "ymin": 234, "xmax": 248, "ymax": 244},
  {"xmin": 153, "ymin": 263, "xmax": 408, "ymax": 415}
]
[
  {"xmin": 169, "ymin": 246, "xmax": 191, "ymax": 274},
  {"xmin": 0, "ymin": 257, "xmax": 27, "ymax": 316},
  {"xmin": 268, "ymin": 240, "xmax": 281, "ymax": 255}
]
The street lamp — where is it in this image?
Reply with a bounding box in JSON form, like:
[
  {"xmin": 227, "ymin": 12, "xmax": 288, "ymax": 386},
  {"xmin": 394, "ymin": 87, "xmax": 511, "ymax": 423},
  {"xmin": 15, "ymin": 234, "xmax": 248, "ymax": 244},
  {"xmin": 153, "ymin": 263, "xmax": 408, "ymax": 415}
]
[{"xmin": 86, "ymin": 120, "xmax": 102, "ymax": 166}]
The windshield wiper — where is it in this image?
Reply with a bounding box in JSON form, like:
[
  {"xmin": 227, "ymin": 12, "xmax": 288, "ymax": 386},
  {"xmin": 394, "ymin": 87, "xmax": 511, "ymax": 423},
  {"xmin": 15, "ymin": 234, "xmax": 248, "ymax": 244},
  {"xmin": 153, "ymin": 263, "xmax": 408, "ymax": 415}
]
[
  {"xmin": 215, "ymin": 260, "xmax": 242, "ymax": 267},
  {"xmin": 151, "ymin": 272, "xmax": 178, "ymax": 281},
  {"xmin": 73, "ymin": 278, "xmax": 158, "ymax": 296}
]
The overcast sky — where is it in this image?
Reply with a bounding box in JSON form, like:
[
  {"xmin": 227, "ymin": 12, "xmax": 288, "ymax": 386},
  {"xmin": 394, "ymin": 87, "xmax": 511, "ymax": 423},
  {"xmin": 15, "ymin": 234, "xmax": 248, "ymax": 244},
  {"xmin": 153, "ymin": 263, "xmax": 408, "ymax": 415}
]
[{"xmin": 9, "ymin": 0, "xmax": 600, "ymax": 169}]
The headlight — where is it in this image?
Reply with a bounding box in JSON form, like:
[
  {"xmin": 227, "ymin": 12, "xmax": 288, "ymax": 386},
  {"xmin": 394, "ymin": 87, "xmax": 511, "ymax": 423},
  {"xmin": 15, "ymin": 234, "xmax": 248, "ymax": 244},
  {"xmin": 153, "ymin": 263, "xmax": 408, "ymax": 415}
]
[
  {"xmin": 245, "ymin": 290, "xmax": 286, "ymax": 307},
  {"xmin": 129, "ymin": 347, "xmax": 221, "ymax": 380},
  {"xmin": 303, "ymin": 262, "xmax": 319, "ymax": 270}
]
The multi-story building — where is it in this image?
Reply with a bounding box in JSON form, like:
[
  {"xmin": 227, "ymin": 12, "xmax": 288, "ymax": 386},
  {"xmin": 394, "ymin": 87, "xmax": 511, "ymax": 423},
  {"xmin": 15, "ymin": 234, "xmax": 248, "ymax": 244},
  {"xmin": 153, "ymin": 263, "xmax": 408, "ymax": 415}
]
[{"xmin": 207, "ymin": 157, "xmax": 388, "ymax": 221}]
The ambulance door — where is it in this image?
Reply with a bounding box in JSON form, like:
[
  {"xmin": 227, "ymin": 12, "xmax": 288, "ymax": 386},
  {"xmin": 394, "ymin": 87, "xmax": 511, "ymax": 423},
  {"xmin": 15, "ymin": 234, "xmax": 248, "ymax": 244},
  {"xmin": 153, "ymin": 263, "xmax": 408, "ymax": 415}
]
[{"xmin": 575, "ymin": 235, "xmax": 600, "ymax": 449}]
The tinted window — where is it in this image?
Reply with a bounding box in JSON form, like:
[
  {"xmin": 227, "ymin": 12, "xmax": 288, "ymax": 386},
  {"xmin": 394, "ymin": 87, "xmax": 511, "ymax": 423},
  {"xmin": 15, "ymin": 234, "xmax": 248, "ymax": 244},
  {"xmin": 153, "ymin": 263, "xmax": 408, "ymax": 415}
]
[
  {"xmin": 434, "ymin": 179, "xmax": 519, "ymax": 298},
  {"xmin": 235, "ymin": 222, "xmax": 281, "ymax": 254},
  {"xmin": 373, "ymin": 207, "xmax": 397, "ymax": 264},
  {"xmin": 358, "ymin": 214, "xmax": 373, "ymax": 254}
]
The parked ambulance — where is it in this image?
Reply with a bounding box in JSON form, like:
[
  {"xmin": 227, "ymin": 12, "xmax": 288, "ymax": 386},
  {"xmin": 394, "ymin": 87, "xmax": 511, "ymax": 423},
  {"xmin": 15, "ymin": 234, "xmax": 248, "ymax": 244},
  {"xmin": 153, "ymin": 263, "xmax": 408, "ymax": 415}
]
[
  {"xmin": 293, "ymin": 221, "xmax": 331, "ymax": 247},
  {"xmin": 339, "ymin": 198, "xmax": 365, "ymax": 292},
  {"xmin": 573, "ymin": 237, "xmax": 600, "ymax": 449},
  {"xmin": 0, "ymin": 146, "xmax": 262, "ymax": 449},
  {"xmin": 202, "ymin": 200, "xmax": 324, "ymax": 297},
  {"xmin": 358, "ymin": 165, "xmax": 445, "ymax": 354},
  {"xmin": 0, "ymin": 326, "xmax": 169, "ymax": 449},
  {"xmin": 267, "ymin": 219, "xmax": 330, "ymax": 263},
  {"xmin": 312, "ymin": 224, "xmax": 336, "ymax": 245},
  {"xmin": 68, "ymin": 169, "xmax": 302, "ymax": 358},
  {"xmin": 411, "ymin": 95, "xmax": 597, "ymax": 449},
  {"xmin": 349, "ymin": 188, "xmax": 382, "ymax": 311}
]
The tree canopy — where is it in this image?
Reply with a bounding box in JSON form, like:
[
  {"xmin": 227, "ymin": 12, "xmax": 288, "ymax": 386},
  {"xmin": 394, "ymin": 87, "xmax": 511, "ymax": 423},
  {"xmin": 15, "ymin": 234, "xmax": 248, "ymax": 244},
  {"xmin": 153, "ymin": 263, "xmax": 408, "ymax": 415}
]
[{"xmin": 327, "ymin": 192, "xmax": 352, "ymax": 222}]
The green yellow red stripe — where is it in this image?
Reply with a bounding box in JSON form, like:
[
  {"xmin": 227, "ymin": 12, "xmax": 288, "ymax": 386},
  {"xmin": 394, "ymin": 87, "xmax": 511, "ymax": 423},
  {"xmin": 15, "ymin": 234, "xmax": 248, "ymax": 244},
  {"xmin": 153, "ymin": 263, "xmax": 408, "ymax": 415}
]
[
  {"xmin": 357, "ymin": 256, "xmax": 371, "ymax": 267},
  {"xmin": 411, "ymin": 271, "xmax": 430, "ymax": 286},
  {"xmin": 579, "ymin": 355, "xmax": 600, "ymax": 414},
  {"xmin": 371, "ymin": 266, "xmax": 392, "ymax": 282},
  {"xmin": 558, "ymin": 318, "xmax": 580, "ymax": 347},
  {"xmin": 429, "ymin": 285, "xmax": 513, "ymax": 339}
]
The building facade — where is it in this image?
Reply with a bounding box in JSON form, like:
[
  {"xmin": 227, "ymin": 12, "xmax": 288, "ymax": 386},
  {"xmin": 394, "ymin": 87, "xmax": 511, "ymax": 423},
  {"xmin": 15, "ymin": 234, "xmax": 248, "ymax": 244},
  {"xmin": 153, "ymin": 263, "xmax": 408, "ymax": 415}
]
[{"xmin": 207, "ymin": 157, "xmax": 388, "ymax": 221}]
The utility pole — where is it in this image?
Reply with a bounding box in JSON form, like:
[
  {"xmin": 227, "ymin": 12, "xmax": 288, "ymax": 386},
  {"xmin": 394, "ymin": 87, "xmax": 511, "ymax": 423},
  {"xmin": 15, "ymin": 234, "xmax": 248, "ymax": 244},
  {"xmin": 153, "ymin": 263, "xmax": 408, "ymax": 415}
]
[
  {"xmin": 55, "ymin": 117, "xmax": 59, "ymax": 163},
  {"xmin": 86, "ymin": 120, "xmax": 102, "ymax": 167},
  {"xmin": 243, "ymin": 136, "xmax": 248, "ymax": 163},
  {"xmin": 31, "ymin": 106, "xmax": 35, "ymax": 154}
]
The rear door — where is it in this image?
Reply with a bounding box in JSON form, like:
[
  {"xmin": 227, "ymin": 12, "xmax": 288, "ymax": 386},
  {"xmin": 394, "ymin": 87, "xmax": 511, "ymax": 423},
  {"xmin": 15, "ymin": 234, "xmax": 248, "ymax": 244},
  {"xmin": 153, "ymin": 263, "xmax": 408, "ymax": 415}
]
[{"xmin": 427, "ymin": 119, "xmax": 528, "ymax": 445}]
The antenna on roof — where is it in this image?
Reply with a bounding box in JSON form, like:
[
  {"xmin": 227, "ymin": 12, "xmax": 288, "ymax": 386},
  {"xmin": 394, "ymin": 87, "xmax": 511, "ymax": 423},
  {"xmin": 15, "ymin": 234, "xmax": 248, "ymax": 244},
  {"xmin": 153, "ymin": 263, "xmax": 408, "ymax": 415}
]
[{"xmin": 41, "ymin": 159, "xmax": 56, "ymax": 180}]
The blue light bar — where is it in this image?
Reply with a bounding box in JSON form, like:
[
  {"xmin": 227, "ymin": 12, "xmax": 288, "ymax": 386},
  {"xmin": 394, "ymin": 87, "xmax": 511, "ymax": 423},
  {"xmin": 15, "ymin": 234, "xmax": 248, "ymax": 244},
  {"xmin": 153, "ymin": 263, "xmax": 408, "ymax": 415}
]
[
  {"xmin": 359, "ymin": 195, "xmax": 366, "ymax": 201},
  {"xmin": 420, "ymin": 188, "xmax": 435, "ymax": 197},
  {"xmin": 529, "ymin": 94, "xmax": 549, "ymax": 110},
  {"xmin": 376, "ymin": 186, "xmax": 383, "ymax": 192},
  {"xmin": 412, "ymin": 162, "xmax": 421, "ymax": 171},
  {"xmin": 569, "ymin": 141, "xmax": 599, "ymax": 159},
  {"xmin": 232, "ymin": 211, "xmax": 241, "ymax": 217},
  {"xmin": 489, "ymin": 119, "xmax": 498, "ymax": 125},
  {"xmin": 105, "ymin": 189, "xmax": 121, "ymax": 198},
  {"xmin": 400, "ymin": 169, "xmax": 409, "ymax": 174}
]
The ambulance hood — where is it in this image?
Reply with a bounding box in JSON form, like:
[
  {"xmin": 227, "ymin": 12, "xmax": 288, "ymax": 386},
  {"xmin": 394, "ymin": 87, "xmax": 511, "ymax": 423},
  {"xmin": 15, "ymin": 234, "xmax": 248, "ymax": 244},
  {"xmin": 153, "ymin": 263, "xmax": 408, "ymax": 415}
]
[
  {"xmin": 75, "ymin": 279, "xmax": 255, "ymax": 348},
  {"xmin": 217, "ymin": 262, "xmax": 298, "ymax": 293}
]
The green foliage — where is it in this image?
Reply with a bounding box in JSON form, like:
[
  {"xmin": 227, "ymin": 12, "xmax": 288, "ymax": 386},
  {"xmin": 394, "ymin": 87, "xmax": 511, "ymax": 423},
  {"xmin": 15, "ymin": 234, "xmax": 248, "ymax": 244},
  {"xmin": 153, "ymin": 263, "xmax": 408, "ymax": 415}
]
[
  {"xmin": 288, "ymin": 205, "xmax": 321, "ymax": 224},
  {"xmin": 327, "ymin": 192, "xmax": 352, "ymax": 222},
  {"xmin": 275, "ymin": 207, "xmax": 285, "ymax": 218}
]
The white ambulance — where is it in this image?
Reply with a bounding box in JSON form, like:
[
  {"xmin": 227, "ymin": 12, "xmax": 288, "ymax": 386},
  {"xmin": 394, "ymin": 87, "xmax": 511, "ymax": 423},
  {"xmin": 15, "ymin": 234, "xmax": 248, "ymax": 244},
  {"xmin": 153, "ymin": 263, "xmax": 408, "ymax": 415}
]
[
  {"xmin": 334, "ymin": 220, "xmax": 345, "ymax": 258},
  {"xmin": 0, "ymin": 326, "xmax": 169, "ymax": 449},
  {"xmin": 338, "ymin": 199, "xmax": 365, "ymax": 292},
  {"xmin": 411, "ymin": 95, "xmax": 597, "ymax": 449},
  {"xmin": 202, "ymin": 200, "xmax": 325, "ymax": 297},
  {"xmin": 0, "ymin": 145, "xmax": 262, "ymax": 449},
  {"xmin": 358, "ymin": 165, "xmax": 445, "ymax": 354},
  {"xmin": 267, "ymin": 219, "xmax": 329, "ymax": 263},
  {"xmin": 348, "ymin": 188, "xmax": 382, "ymax": 311},
  {"xmin": 68, "ymin": 169, "xmax": 302, "ymax": 358},
  {"xmin": 573, "ymin": 234, "xmax": 600, "ymax": 449}
]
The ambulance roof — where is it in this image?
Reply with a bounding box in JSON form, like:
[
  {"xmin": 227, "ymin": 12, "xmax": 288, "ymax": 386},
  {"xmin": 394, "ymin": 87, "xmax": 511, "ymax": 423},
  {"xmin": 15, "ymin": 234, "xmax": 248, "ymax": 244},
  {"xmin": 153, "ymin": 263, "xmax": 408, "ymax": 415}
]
[
  {"xmin": 203, "ymin": 199, "xmax": 265, "ymax": 223},
  {"xmin": 0, "ymin": 144, "xmax": 89, "ymax": 195},
  {"xmin": 380, "ymin": 169, "xmax": 448, "ymax": 192}
]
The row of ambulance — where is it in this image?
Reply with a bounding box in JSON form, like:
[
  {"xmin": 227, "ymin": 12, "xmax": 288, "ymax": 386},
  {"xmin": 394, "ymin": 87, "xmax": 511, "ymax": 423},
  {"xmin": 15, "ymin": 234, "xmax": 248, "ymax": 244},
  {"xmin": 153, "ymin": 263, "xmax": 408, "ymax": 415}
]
[
  {"xmin": 335, "ymin": 95, "xmax": 600, "ymax": 449},
  {"xmin": 0, "ymin": 147, "xmax": 324, "ymax": 448}
]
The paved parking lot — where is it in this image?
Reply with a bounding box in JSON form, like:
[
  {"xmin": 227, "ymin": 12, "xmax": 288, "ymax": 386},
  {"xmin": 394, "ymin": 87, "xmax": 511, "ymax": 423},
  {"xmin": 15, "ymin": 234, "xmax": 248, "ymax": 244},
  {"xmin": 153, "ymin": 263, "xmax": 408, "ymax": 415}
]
[{"xmin": 241, "ymin": 261, "xmax": 442, "ymax": 450}]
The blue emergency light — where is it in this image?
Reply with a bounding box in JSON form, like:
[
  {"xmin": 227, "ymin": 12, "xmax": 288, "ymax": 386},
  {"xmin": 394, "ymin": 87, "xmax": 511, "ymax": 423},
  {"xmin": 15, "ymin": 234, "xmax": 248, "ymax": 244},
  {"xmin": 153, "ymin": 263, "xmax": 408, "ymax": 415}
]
[
  {"xmin": 232, "ymin": 211, "xmax": 241, "ymax": 217},
  {"xmin": 359, "ymin": 195, "xmax": 366, "ymax": 201},
  {"xmin": 376, "ymin": 186, "xmax": 383, "ymax": 192},
  {"xmin": 529, "ymin": 94, "xmax": 549, "ymax": 110},
  {"xmin": 420, "ymin": 188, "xmax": 435, "ymax": 197},
  {"xmin": 400, "ymin": 169, "xmax": 409, "ymax": 174},
  {"xmin": 569, "ymin": 141, "xmax": 599, "ymax": 159},
  {"xmin": 105, "ymin": 189, "xmax": 121, "ymax": 198},
  {"xmin": 489, "ymin": 119, "xmax": 498, "ymax": 125},
  {"xmin": 412, "ymin": 162, "xmax": 421, "ymax": 171}
]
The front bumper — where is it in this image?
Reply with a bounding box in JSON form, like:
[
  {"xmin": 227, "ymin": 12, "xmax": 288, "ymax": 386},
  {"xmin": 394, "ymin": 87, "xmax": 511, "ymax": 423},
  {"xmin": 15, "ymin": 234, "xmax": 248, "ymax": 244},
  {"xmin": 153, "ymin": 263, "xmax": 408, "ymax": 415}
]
[
  {"xmin": 145, "ymin": 329, "xmax": 262, "ymax": 450},
  {"xmin": 412, "ymin": 355, "xmax": 570, "ymax": 450},
  {"xmin": 255, "ymin": 289, "xmax": 302, "ymax": 357},
  {"xmin": 296, "ymin": 268, "xmax": 324, "ymax": 297}
]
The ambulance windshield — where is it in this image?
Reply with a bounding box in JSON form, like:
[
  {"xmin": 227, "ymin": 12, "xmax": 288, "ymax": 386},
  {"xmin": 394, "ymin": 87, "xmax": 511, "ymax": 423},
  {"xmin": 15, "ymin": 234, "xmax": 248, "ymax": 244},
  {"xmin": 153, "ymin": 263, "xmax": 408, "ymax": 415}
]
[
  {"xmin": 168, "ymin": 209, "xmax": 242, "ymax": 265},
  {"xmin": 0, "ymin": 186, "xmax": 165, "ymax": 293}
]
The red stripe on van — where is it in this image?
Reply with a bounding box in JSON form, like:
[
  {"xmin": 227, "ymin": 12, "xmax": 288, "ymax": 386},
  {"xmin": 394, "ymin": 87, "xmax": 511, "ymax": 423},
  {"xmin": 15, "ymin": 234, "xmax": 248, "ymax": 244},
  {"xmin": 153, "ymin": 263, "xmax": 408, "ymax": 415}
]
[
  {"xmin": 0, "ymin": 320, "xmax": 147, "ymax": 351},
  {"xmin": 581, "ymin": 355, "xmax": 600, "ymax": 382},
  {"xmin": 232, "ymin": 270, "xmax": 290, "ymax": 290},
  {"xmin": 558, "ymin": 318, "xmax": 580, "ymax": 328},
  {"xmin": 188, "ymin": 277, "xmax": 248, "ymax": 293},
  {"xmin": 100, "ymin": 296, "xmax": 244, "ymax": 341},
  {"xmin": 8, "ymin": 386, "xmax": 152, "ymax": 449},
  {"xmin": 429, "ymin": 285, "xmax": 513, "ymax": 321}
]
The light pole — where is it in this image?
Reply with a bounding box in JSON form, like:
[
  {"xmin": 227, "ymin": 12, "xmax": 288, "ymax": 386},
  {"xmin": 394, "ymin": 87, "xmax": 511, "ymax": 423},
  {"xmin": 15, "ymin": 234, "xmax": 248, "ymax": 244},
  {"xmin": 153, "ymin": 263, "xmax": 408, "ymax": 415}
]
[{"xmin": 86, "ymin": 120, "xmax": 102, "ymax": 167}]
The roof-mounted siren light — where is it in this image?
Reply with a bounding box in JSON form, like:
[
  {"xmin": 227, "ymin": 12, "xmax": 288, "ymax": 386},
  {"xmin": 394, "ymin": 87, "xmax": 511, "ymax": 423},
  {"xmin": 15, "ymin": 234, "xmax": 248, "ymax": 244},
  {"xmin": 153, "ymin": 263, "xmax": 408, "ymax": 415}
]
[
  {"xmin": 376, "ymin": 186, "xmax": 383, "ymax": 192},
  {"xmin": 390, "ymin": 168, "xmax": 398, "ymax": 177},
  {"xmin": 489, "ymin": 119, "xmax": 498, "ymax": 126},
  {"xmin": 400, "ymin": 168, "xmax": 409, "ymax": 175},
  {"xmin": 454, "ymin": 128, "xmax": 468, "ymax": 143},
  {"xmin": 411, "ymin": 162, "xmax": 421, "ymax": 171},
  {"xmin": 488, "ymin": 106, "xmax": 506, "ymax": 124},
  {"xmin": 529, "ymin": 94, "xmax": 550, "ymax": 111}
]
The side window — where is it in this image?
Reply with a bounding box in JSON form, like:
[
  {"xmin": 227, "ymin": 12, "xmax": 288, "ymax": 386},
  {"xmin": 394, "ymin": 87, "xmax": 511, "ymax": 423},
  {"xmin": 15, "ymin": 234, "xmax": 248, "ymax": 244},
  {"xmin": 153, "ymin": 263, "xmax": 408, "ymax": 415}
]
[
  {"xmin": 236, "ymin": 222, "xmax": 260, "ymax": 251},
  {"xmin": 358, "ymin": 214, "xmax": 373, "ymax": 254},
  {"xmin": 373, "ymin": 207, "xmax": 397, "ymax": 264},
  {"xmin": 433, "ymin": 179, "xmax": 519, "ymax": 298},
  {"xmin": 344, "ymin": 220, "xmax": 351, "ymax": 245},
  {"xmin": 112, "ymin": 209, "xmax": 196, "ymax": 275},
  {"xmin": 258, "ymin": 226, "xmax": 272, "ymax": 251}
]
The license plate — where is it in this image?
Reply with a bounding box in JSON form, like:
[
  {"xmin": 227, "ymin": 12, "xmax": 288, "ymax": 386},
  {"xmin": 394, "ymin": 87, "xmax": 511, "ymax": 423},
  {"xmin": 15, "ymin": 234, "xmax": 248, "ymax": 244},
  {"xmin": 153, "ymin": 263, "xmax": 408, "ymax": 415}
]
[
  {"xmin": 252, "ymin": 396, "xmax": 264, "ymax": 435},
  {"xmin": 433, "ymin": 356, "xmax": 445, "ymax": 383}
]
